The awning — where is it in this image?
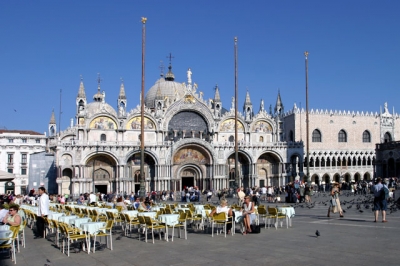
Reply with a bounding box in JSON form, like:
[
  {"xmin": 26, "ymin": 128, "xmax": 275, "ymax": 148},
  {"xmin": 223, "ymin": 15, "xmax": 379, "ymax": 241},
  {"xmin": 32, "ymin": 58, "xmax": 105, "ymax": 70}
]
[{"xmin": 0, "ymin": 170, "xmax": 15, "ymax": 180}]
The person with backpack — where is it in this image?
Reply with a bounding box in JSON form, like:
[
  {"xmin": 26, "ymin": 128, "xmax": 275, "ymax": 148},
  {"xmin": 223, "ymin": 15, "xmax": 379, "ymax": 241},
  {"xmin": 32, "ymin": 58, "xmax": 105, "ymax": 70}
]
[{"xmin": 372, "ymin": 177, "xmax": 388, "ymax": 223}]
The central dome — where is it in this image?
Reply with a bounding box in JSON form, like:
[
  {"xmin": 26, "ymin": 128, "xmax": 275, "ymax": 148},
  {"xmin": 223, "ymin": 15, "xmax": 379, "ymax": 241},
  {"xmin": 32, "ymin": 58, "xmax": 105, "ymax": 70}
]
[{"xmin": 145, "ymin": 77, "xmax": 186, "ymax": 109}]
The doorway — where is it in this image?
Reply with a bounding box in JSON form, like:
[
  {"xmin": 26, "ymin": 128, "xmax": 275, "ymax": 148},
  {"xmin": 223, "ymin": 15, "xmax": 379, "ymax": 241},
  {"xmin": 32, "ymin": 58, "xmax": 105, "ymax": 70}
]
[
  {"xmin": 95, "ymin": 185, "xmax": 107, "ymax": 194},
  {"xmin": 181, "ymin": 177, "xmax": 194, "ymax": 190}
]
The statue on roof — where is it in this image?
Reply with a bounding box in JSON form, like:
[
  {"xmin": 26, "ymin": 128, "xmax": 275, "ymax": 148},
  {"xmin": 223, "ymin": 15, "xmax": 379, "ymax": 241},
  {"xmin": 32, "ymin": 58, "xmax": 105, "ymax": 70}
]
[{"xmin": 187, "ymin": 68, "xmax": 192, "ymax": 84}]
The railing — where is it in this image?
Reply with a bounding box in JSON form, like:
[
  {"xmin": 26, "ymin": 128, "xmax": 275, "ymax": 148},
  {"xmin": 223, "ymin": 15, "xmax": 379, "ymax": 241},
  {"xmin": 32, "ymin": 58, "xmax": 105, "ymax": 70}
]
[
  {"xmin": 376, "ymin": 141, "xmax": 400, "ymax": 151},
  {"xmin": 51, "ymin": 138, "xmax": 303, "ymax": 149}
]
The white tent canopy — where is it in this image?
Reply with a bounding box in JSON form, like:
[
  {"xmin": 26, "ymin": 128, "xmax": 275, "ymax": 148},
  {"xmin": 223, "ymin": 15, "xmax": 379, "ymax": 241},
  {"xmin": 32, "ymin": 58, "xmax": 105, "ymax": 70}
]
[{"xmin": 0, "ymin": 170, "xmax": 15, "ymax": 180}]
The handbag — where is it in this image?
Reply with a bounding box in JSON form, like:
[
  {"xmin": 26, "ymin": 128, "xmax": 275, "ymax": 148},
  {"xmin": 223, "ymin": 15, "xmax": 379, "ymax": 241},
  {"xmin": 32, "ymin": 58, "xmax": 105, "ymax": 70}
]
[{"xmin": 250, "ymin": 224, "xmax": 261, "ymax": 234}]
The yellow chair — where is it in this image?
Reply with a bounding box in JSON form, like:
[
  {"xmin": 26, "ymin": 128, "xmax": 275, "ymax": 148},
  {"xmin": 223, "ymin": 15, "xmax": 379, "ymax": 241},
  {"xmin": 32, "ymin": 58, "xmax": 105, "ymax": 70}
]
[
  {"xmin": 137, "ymin": 215, "xmax": 147, "ymax": 241},
  {"xmin": 211, "ymin": 212, "xmax": 232, "ymax": 237},
  {"xmin": 122, "ymin": 213, "xmax": 140, "ymax": 237},
  {"xmin": 144, "ymin": 216, "xmax": 165, "ymax": 244},
  {"xmin": 116, "ymin": 206, "xmax": 124, "ymax": 213},
  {"xmin": 267, "ymin": 207, "xmax": 286, "ymax": 229},
  {"xmin": 174, "ymin": 212, "xmax": 187, "ymax": 240},
  {"xmin": 59, "ymin": 223, "xmax": 87, "ymax": 256},
  {"xmin": 0, "ymin": 226, "xmax": 19, "ymax": 264},
  {"xmin": 92, "ymin": 220, "xmax": 114, "ymax": 253}
]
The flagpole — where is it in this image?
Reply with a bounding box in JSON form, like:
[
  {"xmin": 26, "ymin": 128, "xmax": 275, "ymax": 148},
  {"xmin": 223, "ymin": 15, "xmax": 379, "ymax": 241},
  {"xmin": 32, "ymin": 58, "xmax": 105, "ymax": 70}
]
[{"xmin": 140, "ymin": 17, "xmax": 147, "ymax": 197}]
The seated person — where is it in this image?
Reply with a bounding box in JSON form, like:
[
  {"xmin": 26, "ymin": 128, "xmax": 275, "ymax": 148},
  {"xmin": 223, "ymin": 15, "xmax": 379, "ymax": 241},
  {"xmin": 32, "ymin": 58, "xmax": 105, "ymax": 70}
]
[
  {"xmin": 2, "ymin": 204, "xmax": 22, "ymax": 230},
  {"xmin": 138, "ymin": 198, "xmax": 149, "ymax": 211},
  {"xmin": 210, "ymin": 198, "xmax": 233, "ymax": 234},
  {"xmin": 115, "ymin": 196, "xmax": 127, "ymax": 210},
  {"xmin": 0, "ymin": 204, "xmax": 8, "ymax": 225},
  {"xmin": 241, "ymin": 196, "xmax": 255, "ymax": 234},
  {"xmin": 133, "ymin": 198, "xmax": 141, "ymax": 210}
]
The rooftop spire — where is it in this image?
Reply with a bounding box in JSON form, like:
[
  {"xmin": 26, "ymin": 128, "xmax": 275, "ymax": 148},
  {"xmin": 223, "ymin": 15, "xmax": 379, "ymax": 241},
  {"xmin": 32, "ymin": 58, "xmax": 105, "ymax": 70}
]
[
  {"xmin": 77, "ymin": 75, "xmax": 86, "ymax": 98},
  {"xmin": 49, "ymin": 108, "xmax": 56, "ymax": 124},
  {"xmin": 118, "ymin": 78, "xmax": 126, "ymax": 100},
  {"xmin": 214, "ymin": 84, "xmax": 221, "ymax": 102},
  {"xmin": 275, "ymin": 89, "xmax": 284, "ymax": 114},
  {"xmin": 244, "ymin": 89, "xmax": 252, "ymax": 106}
]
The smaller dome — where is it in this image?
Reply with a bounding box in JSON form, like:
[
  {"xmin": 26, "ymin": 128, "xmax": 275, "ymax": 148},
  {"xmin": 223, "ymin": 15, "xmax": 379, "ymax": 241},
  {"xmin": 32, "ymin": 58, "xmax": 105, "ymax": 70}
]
[
  {"xmin": 145, "ymin": 78, "xmax": 186, "ymax": 109},
  {"xmin": 85, "ymin": 102, "xmax": 117, "ymax": 118}
]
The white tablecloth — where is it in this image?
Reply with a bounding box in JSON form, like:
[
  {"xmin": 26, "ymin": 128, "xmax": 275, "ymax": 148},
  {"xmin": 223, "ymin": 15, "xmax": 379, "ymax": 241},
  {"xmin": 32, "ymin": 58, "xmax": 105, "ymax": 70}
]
[
  {"xmin": 137, "ymin": 212, "xmax": 157, "ymax": 219},
  {"xmin": 71, "ymin": 218, "xmax": 92, "ymax": 227},
  {"xmin": 158, "ymin": 214, "xmax": 179, "ymax": 226},
  {"xmin": 80, "ymin": 222, "xmax": 106, "ymax": 235},
  {"xmin": 58, "ymin": 215, "xmax": 78, "ymax": 224},
  {"xmin": 0, "ymin": 230, "xmax": 12, "ymax": 245},
  {"xmin": 48, "ymin": 213, "xmax": 65, "ymax": 220},
  {"xmin": 121, "ymin": 210, "xmax": 138, "ymax": 218},
  {"xmin": 277, "ymin": 207, "xmax": 295, "ymax": 218}
]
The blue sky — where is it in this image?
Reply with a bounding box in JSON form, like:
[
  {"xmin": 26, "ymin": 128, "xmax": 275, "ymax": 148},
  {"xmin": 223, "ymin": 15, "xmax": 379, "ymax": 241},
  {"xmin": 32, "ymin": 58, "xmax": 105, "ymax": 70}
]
[{"xmin": 0, "ymin": 0, "xmax": 399, "ymax": 133}]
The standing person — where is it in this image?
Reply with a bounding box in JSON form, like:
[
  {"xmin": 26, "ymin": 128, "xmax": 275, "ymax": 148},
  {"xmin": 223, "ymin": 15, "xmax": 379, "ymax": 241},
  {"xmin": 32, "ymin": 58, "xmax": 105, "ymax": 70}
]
[
  {"xmin": 89, "ymin": 192, "xmax": 97, "ymax": 206},
  {"xmin": 36, "ymin": 186, "xmax": 49, "ymax": 239},
  {"xmin": 372, "ymin": 177, "xmax": 388, "ymax": 223},
  {"xmin": 327, "ymin": 182, "xmax": 344, "ymax": 218}
]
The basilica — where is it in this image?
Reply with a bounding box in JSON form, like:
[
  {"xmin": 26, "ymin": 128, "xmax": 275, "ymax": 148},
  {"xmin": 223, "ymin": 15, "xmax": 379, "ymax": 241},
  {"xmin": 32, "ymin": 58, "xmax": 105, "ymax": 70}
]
[{"xmin": 47, "ymin": 63, "xmax": 399, "ymax": 197}]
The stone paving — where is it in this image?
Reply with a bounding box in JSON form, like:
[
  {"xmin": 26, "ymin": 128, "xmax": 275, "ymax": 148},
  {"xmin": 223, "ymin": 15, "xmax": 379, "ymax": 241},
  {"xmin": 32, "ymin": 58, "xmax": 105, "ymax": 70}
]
[{"xmin": 1, "ymin": 192, "xmax": 399, "ymax": 266}]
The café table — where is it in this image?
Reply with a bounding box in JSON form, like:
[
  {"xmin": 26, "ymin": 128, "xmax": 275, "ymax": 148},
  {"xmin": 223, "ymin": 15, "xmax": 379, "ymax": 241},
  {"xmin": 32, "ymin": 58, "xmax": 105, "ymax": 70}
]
[
  {"xmin": 137, "ymin": 212, "xmax": 157, "ymax": 219},
  {"xmin": 121, "ymin": 210, "xmax": 138, "ymax": 218},
  {"xmin": 48, "ymin": 213, "xmax": 65, "ymax": 220},
  {"xmin": 277, "ymin": 206, "xmax": 295, "ymax": 227},
  {"xmin": 58, "ymin": 215, "xmax": 78, "ymax": 224},
  {"xmin": 79, "ymin": 222, "xmax": 106, "ymax": 254},
  {"xmin": 71, "ymin": 218, "xmax": 92, "ymax": 227},
  {"xmin": 158, "ymin": 214, "xmax": 180, "ymax": 241}
]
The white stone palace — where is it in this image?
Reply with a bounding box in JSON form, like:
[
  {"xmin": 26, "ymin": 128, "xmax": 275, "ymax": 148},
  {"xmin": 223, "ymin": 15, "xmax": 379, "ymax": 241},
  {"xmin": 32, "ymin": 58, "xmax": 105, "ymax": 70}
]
[{"xmin": 47, "ymin": 65, "xmax": 399, "ymax": 196}]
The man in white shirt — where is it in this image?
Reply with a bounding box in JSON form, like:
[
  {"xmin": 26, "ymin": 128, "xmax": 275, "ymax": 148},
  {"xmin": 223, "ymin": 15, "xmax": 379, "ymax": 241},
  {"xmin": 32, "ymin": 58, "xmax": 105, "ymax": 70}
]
[
  {"xmin": 36, "ymin": 186, "xmax": 49, "ymax": 239},
  {"xmin": 89, "ymin": 192, "xmax": 97, "ymax": 206}
]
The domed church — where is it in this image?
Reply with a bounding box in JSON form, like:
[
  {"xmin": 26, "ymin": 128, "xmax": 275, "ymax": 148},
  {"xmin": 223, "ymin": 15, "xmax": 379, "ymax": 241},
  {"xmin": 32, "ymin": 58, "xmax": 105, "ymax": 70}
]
[{"xmin": 48, "ymin": 63, "xmax": 304, "ymax": 196}]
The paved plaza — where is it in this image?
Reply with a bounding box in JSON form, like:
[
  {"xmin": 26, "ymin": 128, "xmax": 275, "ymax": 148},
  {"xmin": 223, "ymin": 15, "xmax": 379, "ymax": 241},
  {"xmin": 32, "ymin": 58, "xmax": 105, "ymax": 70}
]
[{"xmin": 1, "ymin": 192, "xmax": 399, "ymax": 266}]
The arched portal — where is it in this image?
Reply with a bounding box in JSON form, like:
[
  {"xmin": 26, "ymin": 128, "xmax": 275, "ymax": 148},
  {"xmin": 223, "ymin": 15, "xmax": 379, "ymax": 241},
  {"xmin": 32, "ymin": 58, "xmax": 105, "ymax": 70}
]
[
  {"xmin": 228, "ymin": 152, "xmax": 251, "ymax": 189},
  {"xmin": 172, "ymin": 145, "xmax": 211, "ymax": 191},
  {"xmin": 86, "ymin": 155, "xmax": 117, "ymax": 194},
  {"xmin": 257, "ymin": 152, "xmax": 281, "ymax": 188},
  {"xmin": 354, "ymin": 173, "xmax": 361, "ymax": 182},
  {"xmin": 61, "ymin": 168, "xmax": 73, "ymax": 195},
  {"xmin": 126, "ymin": 153, "xmax": 156, "ymax": 193}
]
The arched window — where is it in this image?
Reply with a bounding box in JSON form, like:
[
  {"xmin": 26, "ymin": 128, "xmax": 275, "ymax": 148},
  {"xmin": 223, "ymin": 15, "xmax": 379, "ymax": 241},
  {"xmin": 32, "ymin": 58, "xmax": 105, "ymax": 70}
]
[
  {"xmin": 259, "ymin": 136, "xmax": 264, "ymax": 142},
  {"xmin": 100, "ymin": 134, "xmax": 106, "ymax": 142},
  {"xmin": 362, "ymin": 130, "xmax": 371, "ymax": 143},
  {"xmin": 312, "ymin": 129, "xmax": 321, "ymax": 142},
  {"xmin": 338, "ymin": 130, "xmax": 347, "ymax": 142},
  {"xmin": 384, "ymin": 132, "xmax": 392, "ymax": 143}
]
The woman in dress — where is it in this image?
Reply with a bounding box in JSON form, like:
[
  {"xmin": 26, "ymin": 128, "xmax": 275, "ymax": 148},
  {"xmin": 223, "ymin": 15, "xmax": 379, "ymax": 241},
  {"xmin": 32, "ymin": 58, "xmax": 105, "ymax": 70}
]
[
  {"xmin": 327, "ymin": 182, "xmax": 344, "ymax": 218},
  {"xmin": 242, "ymin": 196, "xmax": 255, "ymax": 234}
]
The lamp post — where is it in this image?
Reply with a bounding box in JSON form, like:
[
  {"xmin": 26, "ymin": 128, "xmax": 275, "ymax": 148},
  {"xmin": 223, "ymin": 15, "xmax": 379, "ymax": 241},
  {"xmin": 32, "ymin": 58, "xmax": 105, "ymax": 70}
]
[
  {"xmin": 139, "ymin": 17, "xmax": 147, "ymax": 197},
  {"xmin": 304, "ymin": 51, "xmax": 310, "ymax": 184}
]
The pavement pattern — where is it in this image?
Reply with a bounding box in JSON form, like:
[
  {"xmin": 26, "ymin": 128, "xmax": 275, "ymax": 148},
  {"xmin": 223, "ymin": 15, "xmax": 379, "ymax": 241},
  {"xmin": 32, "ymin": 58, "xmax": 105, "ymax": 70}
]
[{"xmin": 1, "ymin": 191, "xmax": 398, "ymax": 266}]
